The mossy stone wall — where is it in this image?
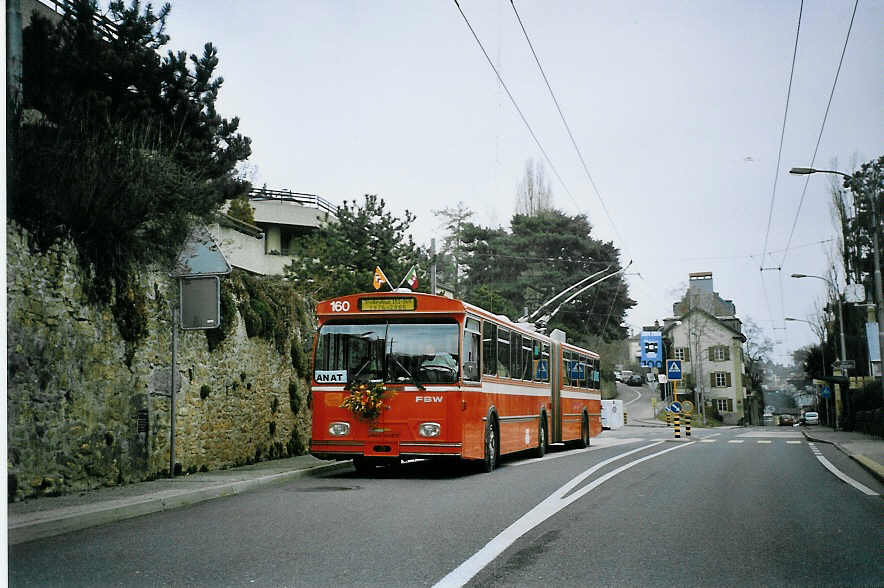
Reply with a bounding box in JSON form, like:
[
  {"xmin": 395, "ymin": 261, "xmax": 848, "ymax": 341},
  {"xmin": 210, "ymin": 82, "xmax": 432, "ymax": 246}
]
[{"xmin": 7, "ymin": 223, "xmax": 314, "ymax": 501}]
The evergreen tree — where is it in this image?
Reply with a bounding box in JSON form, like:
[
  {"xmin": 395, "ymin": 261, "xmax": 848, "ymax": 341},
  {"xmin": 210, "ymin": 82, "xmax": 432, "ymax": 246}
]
[
  {"xmin": 285, "ymin": 195, "xmax": 427, "ymax": 298},
  {"xmin": 432, "ymin": 202, "xmax": 474, "ymax": 296},
  {"xmin": 459, "ymin": 209, "xmax": 634, "ymax": 346},
  {"xmin": 9, "ymin": 0, "xmax": 251, "ymax": 306}
]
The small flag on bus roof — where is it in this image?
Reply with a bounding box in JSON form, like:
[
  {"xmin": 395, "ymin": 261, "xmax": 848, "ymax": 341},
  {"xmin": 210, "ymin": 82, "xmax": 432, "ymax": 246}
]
[
  {"xmin": 372, "ymin": 266, "xmax": 390, "ymax": 290},
  {"xmin": 402, "ymin": 265, "xmax": 418, "ymax": 290}
]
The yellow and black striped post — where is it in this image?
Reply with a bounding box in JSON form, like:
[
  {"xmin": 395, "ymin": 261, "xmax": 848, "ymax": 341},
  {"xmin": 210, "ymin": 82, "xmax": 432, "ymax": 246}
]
[
  {"xmin": 674, "ymin": 414, "xmax": 681, "ymax": 439},
  {"xmin": 685, "ymin": 414, "xmax": 691, "ymax": 438},
  {"xmin": 624, "ymin": 411, "xmax": 628, "ymax": 425},
  {"xmin": 666, "ymin": 411, "xmax": 671, "ymax": 427}
]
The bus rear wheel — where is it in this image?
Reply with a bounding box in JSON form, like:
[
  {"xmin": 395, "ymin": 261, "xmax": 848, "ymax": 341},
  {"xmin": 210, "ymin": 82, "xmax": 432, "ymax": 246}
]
[
  {"xmin": 483, "ymin": 418, "xmax": 498, "ymax": 473},
  {"xmin": 535, "ymin": 416, "xmax": 547, "ymax": 458},
  {"xmin": 576, "ymin": 414, "xmax": 590, "ymax": 449}
]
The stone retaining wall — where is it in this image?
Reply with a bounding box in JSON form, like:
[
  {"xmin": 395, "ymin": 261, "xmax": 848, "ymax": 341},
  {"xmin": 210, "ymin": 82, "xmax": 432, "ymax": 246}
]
[{"xmin": 7, "ymin": 224, "xmax": 313, "ymax": 501}]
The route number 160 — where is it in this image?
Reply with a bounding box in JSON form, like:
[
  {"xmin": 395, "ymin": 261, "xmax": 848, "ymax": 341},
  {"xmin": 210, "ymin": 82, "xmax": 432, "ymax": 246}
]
[{"xmin": 331, "ymin": 300, "xmax": 350, "ymax": 312}]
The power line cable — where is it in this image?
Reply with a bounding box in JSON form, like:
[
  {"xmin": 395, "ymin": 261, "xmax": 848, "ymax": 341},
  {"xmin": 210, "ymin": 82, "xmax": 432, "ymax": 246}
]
[
  {"xmin": 508, "ymin": 0, "xmax": 628, "ymax": 258},
  {"xmin": 779, "ymin": 0, "xmax": 859, "ymax": 267},
  {"xmin": 760, "ymin": 0, "xmax": 803, "ymax": 270},
  {"xmin": 452, "ymin": 0, "xmax": 582, "ymax": 215}
]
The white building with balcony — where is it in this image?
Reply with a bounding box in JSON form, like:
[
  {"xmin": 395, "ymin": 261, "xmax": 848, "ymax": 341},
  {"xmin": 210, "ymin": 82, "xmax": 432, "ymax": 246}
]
[{"xmin": 209, "ymin": 189, "xmax": 336, "ymax": 276}]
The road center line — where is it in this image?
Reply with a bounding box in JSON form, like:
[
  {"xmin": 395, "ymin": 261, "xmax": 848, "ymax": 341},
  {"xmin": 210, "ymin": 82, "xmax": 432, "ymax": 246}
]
[{"xmin": 433, "ymin": 441, "xmax": 693, "ymax": 587}]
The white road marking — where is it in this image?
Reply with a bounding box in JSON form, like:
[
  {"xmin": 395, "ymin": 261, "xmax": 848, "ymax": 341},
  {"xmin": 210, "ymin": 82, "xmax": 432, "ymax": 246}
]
[
  {"xmin": 786, "ymin": 440, "xmax": 802, "ymax": 444},
  {"xmin": 624, "ymin": 387, "xmax": 643, "ymax": 405},
  {"xmin": 700, "ymin": 439, "xmax": 717, "ymax": 443},
  {"xmin": 757, "ymin": 440, "xmax": 772, "ymax": 444},
  {"xmin": 433, "ymin": 441, "xmax": 694, "ymax": 587},
  {"xmin": 737, "ymin": 431, "xmax": 802, "ymax": 438},
  {"xmin": 728, "ymin": 440, "xmax": 744, "ymax": 444},
  {"xmin": 509, "ymin": 437, "xmax": 646, "ymax": 467},
  {"xmin": 816, "ymin": 456, "xmax": 878, "ymax": 495}
]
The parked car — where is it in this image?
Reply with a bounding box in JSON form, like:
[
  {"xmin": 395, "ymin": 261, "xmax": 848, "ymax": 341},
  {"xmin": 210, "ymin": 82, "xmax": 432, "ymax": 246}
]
[
  {"xmin": 627, "ymin": 374, "xmax": 643, "ymax": 386},
  {"xmin": 803, "ymin": 411, "xmax": 819, "ymax": 425},
  {"xmin": 778, "ymin": 415, "xmax": 795, "ymax": 426},
  {"xmin": 613, "ymin": 370, "xmax": 621, "ymax": 382}
]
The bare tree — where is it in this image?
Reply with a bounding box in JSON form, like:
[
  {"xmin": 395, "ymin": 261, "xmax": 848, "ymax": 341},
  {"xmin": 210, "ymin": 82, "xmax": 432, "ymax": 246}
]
[{"xmin": 515, "ymin": 158, "xmax": 553, "ymax": 216}]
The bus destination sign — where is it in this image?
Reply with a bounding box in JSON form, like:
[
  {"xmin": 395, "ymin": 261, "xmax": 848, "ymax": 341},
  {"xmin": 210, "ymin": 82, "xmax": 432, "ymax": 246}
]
[{"xmin": 358, "ymin": 297, "xmax": 417, "ymax": 312}]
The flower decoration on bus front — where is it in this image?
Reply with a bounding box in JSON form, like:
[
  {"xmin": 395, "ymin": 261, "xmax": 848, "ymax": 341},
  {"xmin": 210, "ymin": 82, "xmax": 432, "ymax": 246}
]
[{"xmin": 340, "ymin": 382, "xmax": 393, "ymax": 421}]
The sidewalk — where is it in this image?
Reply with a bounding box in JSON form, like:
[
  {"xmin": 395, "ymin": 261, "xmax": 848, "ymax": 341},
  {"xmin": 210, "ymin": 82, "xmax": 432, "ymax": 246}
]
[
  {"xmin": 800, "ymin": 427, "xmax": 884, "ymax": 483},
  {"xmin": 7, "ymin": 455, "xmax": 351, "ymax": 545}
]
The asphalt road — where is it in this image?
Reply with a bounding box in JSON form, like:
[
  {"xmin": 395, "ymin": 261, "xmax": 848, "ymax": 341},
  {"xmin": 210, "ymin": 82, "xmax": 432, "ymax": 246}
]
[{"xmin": 10, "ymin": 427, "xmax": 883, "ymax": 587}]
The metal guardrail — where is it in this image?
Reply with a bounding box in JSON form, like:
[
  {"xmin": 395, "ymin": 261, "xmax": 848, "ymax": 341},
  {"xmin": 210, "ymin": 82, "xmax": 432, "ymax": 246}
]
[
  {"xmin": 248, "ymin": 188, "xmax": 337, "ymax": 217},
  {"xmin": 34, "ymin": 0, "xmax": 119, "ymax": 40}
]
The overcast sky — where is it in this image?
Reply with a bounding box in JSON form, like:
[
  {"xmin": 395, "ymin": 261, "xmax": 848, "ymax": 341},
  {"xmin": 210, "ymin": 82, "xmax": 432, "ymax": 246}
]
[{"xmin": 165, "ymin": 1, "xmax": 882, "ymax": 363}]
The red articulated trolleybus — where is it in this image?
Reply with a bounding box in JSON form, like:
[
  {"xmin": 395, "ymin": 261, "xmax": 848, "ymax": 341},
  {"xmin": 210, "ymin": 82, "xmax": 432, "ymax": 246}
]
[{"xmin": 309, "ymin": 290, "xmax": 602, "ymax": 473}]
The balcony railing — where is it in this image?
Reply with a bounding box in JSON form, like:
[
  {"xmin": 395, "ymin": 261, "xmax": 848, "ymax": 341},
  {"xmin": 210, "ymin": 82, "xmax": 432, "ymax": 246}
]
[
  {"xmin": 35, "ymin": 0, "xmax": 120, "ymax": 40},
  {"xmin": 248, "ymin": 188, "xmax": 337, "ymax": 217}
]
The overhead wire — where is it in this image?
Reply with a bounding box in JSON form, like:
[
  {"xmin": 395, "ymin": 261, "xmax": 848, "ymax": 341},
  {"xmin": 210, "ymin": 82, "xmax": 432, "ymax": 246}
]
[
  {"xmin": 452, "ymin": 0, "xmax": 582, "ymax": 216},
  {"xmin": 778, "ymin": 0, "xmax": 859, "ymax": 267},
  {"xmin": 508, "ymin": 0, "xmax": 629, "ymax": 259},
  {"xmin": 760, "ymin": 0, "xmax": 803, "ymax": 271}
]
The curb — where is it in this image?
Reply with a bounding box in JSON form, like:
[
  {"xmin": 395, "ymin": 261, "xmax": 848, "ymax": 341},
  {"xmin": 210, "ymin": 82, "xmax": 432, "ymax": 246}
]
[
  {"xmin": 8, "ymin": 461, "xmax": 353, "ymax": 545},
  {"xmin": 801, "ymin": 431, "xmax": 884, "ymax": 484}
]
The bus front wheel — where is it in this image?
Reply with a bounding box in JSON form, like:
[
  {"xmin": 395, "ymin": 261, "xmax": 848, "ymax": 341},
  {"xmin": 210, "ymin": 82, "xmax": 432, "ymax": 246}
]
[{"xmin": 483, "ymin": 418, "xmax": 498, "ymax": 473}]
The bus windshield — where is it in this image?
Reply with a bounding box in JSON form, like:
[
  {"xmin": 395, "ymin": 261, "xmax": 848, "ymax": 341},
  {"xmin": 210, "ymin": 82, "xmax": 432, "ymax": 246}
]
[{"xmin": 315, "ymin": 319, "xmax": 460, "ymax": 385}]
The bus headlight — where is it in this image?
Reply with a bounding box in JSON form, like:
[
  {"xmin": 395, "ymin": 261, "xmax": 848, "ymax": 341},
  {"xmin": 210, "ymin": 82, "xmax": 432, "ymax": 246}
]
[
  {"xmin": 328, "ymin": 422, "xmax": 351, "ymax": 436},
  {"xmin": 419, "ymin": 422, "xmax": 441, "ymax": 437}
]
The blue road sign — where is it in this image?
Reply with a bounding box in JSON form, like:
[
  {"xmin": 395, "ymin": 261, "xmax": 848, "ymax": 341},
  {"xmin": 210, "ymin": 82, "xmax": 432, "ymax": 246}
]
[
  {"xmin": 666, "ymin": 359, "xmax": 683, "ymax": 381},
  {"xmin": 640, "ymin": 331, "xmax": 663, "ymax": 368},
  {"xmin": 821, "ymin": 385, "xmax": 831, "ymax": 399},
  {"xmin": 670, "ymin": 401, "xmax": 682, "ymax": 413}
]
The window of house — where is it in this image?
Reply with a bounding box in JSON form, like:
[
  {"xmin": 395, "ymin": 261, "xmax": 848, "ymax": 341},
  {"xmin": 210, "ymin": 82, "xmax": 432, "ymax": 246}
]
[
  {"xmin": 711, "ymin": 371, "xmax": 731, "ymax": 388},
  {"xmin": 716, "ymin": 398, "xmax": 734, "ymax": 412},
  {"xmin": 674, "ymin": 347, "xmax": 690, "ymax": 361},
  {"xmin": 710, "ymin": 346, "xmax": 730, "ymax": 361},
  {"xmin": 482, "ymin": 322, "xmax": 497, "ymax": 376}
]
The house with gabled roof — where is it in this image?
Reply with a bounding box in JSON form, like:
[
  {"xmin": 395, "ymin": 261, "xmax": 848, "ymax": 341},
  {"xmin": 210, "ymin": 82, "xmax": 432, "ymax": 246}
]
[{"xmin": 662, "ymin": 273, "xmax": 749, "ymax": 424}]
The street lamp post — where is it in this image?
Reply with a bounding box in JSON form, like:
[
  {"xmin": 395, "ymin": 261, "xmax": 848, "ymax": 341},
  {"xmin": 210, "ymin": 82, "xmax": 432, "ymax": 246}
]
[
  {"xmin": 790, "ymin": 166, "xmax": 884, "ymax": 404},
  {"xmin": 785, "ymin": 317, "xmax": 834, "ymax": 430},
  {"xmin": 790, "ymin": 274, "xmax": 847, "ymax": 369},
  {"xmin": 791, "ymin": 273, "xmax": 847, "ymax": 428}
]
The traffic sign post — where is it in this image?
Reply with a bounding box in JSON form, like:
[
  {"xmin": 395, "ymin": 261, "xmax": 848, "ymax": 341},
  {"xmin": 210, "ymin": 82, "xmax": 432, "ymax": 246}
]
[{"xmin": 666, "ymin": 359, "xmax": 683, "ymax": 382}]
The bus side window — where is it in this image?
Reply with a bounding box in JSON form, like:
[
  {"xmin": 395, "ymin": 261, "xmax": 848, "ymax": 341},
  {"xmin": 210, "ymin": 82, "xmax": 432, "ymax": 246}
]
[
  {"xmin": 498, "ymin": 328, "xmax": 511, "ymax": 378},
  {"xmin": 463, "ymin": 317, "xmax": 481, "ymax": 382},
  {"xmin": 536, "ymin": 343, "xmax": 550, "ymax": 382},
  {"xmin": 482, "ymin": 322, "xmax": 497, "ymax": 376},
  {"xmin": 521, "ymin": 338, "xmax": 532, "ymax": 380},
  {"xmin": 562, "ymin": 350, "xmax": 572, "ymax": 386}
]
